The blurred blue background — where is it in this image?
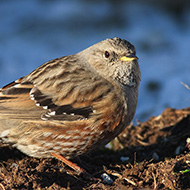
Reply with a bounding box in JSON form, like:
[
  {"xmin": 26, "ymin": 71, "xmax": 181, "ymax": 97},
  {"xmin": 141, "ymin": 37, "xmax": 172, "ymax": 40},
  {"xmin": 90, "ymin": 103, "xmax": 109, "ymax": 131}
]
[{"xmin": 0, "ymin": 0, "xmax": 190, "ymax": 121}]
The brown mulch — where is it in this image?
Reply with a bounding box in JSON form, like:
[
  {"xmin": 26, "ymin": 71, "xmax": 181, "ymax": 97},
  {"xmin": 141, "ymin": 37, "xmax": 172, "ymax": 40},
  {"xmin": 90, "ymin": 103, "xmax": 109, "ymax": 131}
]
[{"xmin": 1, "ymin": 107, "xmax": 190, "ymax": 189}]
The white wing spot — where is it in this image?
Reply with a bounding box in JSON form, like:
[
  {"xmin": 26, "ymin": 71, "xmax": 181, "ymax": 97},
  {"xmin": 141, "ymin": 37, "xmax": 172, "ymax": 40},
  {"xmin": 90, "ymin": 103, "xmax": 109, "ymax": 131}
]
[
  {"xmin": 30, "ymin": 94, "xmax": 35, "ymax": 100},
  {"xmin": 15, "ymin": 79, "xmax": 20, "ymax": 83},
  {"xmin": 49, "ymin": 111, "xmax": 56, "ymax": 116},
  {"xmin": 41, "ymin": 117, "xmax": 48, "ymax": 121},
  {"xmin": 13, "ymin": 84, "xmax": 20, "ymax": 88},
  {"xmin": 30, "ymin": 97, "xmax": 35, "ymax": 100},
  {"xmin": 44, "ymin": 114, "xmax": 50, "ymax": 117},
  {"xmin": 0, "ymin": 130, "xmax": 10, "ymax": 137}
]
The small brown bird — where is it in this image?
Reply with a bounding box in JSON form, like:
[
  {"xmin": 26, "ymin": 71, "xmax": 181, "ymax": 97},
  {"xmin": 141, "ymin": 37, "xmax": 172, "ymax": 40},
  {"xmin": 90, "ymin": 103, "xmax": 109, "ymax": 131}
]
[{"xmin": 0, "ymin": 37, "xmax": 140, "ymax": 173}]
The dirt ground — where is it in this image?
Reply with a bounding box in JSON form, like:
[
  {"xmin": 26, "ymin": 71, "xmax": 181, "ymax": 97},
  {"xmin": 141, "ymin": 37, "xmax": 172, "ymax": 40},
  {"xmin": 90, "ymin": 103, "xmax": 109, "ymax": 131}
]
[{"xmin": 1, "ymin": 107, "xmax": 190, "ymax": 189}]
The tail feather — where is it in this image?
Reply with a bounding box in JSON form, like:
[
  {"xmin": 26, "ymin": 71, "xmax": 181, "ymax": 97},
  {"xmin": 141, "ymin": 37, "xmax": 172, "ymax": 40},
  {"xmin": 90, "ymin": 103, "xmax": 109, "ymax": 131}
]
[{"xmin": 0, "ymin": 78, "xmax": 44, "ymax": 133}]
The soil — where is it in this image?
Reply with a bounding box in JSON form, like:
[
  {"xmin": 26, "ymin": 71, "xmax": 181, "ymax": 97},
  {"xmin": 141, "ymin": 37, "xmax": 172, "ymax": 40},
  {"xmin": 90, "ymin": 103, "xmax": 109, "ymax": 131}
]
[{"xmin": 1, "ymin": 107, "xmax": 190, "ymax": 189}]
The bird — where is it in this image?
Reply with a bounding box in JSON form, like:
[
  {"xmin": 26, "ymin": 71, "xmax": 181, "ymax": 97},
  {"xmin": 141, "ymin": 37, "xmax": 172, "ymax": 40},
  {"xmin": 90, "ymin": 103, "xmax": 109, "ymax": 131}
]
[{"xmin": 0, "ymin": 37, "xmax": 141, "ymax": 173}]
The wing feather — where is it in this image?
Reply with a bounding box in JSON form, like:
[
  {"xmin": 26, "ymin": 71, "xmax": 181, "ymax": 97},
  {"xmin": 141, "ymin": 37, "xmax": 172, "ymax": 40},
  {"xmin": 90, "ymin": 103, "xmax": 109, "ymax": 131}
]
[{"xmin": 0, "ymin": 55, "xmax": 115, "ymax": 123}]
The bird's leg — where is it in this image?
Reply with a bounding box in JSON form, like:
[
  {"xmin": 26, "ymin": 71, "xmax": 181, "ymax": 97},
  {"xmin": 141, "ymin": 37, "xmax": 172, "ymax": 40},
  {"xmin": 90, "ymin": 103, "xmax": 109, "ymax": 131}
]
[{"xmin": 51, "ymin": 152, "xmax": 86, "ymax": 174}]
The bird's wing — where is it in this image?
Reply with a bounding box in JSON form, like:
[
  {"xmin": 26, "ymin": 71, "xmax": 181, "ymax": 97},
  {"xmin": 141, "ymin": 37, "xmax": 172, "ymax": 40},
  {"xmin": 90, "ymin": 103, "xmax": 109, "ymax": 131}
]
[{"xmin": 0, "ymin": 55, "xmax": 116, "ymax": 123}]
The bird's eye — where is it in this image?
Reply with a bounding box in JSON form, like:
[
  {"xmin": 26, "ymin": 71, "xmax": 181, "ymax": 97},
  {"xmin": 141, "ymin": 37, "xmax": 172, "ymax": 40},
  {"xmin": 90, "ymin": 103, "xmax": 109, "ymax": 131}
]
[{"xmin": 104, "ymin": 51, "xmax": 110, "ymax": 58}]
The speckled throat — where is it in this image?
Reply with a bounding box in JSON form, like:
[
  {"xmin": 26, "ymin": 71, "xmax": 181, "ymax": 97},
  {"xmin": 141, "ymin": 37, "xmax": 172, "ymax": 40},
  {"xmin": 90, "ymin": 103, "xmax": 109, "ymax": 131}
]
[{"xmin": 115, "ymin": 63, "xmax": 137, "ymax": 87}]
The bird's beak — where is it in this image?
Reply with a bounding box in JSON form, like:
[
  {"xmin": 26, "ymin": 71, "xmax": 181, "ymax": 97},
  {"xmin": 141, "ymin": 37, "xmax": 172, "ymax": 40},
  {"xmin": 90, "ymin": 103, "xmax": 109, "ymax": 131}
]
[{"xmin": 120, "ymin": 55, "xmax": 138, "ymax": 62}]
